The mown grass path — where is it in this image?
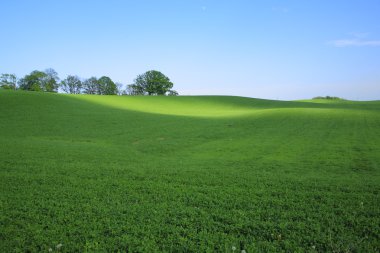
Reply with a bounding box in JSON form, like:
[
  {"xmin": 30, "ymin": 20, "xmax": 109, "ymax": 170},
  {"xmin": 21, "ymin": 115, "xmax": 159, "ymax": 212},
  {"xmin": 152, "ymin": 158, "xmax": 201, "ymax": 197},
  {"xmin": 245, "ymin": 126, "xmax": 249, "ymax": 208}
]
[{"xmin": 1, "ymin": 90, "xmax": 379, "ymax": 252}]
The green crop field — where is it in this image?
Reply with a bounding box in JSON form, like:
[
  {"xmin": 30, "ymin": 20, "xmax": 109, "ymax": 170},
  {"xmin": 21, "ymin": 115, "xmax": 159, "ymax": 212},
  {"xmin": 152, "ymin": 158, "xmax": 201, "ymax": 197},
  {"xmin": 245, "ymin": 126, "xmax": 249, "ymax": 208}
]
[{"xmin": 1, "ymin": 90, "xmax": 380, "ymax": 252}]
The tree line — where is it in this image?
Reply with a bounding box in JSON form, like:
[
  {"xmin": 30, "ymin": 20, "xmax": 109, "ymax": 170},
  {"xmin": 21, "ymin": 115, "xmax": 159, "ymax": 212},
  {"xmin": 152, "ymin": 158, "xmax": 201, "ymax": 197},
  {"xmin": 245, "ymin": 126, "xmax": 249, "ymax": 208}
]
[{"xmin": 0, "ymin": 69, "xmax": 178, "ymax": 96}]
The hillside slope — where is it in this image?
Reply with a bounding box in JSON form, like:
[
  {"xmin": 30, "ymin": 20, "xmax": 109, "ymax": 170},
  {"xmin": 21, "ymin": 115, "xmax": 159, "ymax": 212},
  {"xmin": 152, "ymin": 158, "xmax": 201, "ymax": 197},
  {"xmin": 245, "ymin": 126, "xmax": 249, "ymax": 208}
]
[{"xmin": 1, "ymin": 90, "xmax": 380, "ymax": 252}]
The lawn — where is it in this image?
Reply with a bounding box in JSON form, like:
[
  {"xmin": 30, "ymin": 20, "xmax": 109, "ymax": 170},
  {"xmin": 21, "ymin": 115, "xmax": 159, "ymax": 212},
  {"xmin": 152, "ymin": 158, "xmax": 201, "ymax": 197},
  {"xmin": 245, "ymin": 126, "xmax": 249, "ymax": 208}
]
[{"xmin": 1, "ymin": 90, "xmax": 379, "ymax": 252}]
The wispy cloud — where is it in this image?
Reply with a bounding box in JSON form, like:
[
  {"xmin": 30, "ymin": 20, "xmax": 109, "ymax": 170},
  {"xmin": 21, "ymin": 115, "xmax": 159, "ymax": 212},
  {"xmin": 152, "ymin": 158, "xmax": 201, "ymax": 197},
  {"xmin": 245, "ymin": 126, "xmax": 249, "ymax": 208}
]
[
  {"xmin": 330, "ymin": 39, "xmax": 380, "ymax": 47},
  {"xmin": 329, "ymin": 33, "xmax": 380, "ymax": 47}
]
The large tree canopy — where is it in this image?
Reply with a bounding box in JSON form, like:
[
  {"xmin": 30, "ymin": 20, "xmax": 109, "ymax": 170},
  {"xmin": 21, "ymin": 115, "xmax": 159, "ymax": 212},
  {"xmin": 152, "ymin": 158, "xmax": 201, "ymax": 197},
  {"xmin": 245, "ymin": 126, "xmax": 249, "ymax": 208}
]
[
  {"xmin": 98, "ymin": 76, "xmax": 117, "ymax": 95},
  {"xmin": 18, "ymin": 69, "xmax": 59, "ymax": 92},
  {"xmin": 128, "ymin": 70, "xmax": 177, "ymax": 96},
  {"xmin": 18, "ymin": 70, "xmax": 47, "ymax": 91}
]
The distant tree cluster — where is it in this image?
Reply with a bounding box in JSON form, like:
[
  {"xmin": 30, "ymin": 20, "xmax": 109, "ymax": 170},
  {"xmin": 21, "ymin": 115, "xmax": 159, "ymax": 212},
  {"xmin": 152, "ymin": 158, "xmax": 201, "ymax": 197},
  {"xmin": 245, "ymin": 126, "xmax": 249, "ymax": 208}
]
[
  {"xmin": 0, "ymin": 69, "xmax": 178, "ymax": 96},
  {"xmin": 312, "ymin": 96, "xmax": 343, "ymax": 100}
]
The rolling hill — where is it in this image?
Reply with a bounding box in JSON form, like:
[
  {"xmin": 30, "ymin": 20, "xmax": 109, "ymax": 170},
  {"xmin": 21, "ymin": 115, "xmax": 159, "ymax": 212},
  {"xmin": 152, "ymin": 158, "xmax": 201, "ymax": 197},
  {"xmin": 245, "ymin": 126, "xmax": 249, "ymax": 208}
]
[{"xmin": 1, "ymin": 90, "xmax": 379, "ymax": 252}]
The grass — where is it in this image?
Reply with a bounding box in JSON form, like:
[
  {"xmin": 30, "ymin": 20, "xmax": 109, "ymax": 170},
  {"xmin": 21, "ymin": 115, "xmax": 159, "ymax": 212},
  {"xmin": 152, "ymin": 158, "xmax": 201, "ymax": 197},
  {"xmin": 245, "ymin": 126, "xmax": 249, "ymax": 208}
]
[{"xmin": 1, "ymin": 90, "xmax": 379, "ymax": 252}]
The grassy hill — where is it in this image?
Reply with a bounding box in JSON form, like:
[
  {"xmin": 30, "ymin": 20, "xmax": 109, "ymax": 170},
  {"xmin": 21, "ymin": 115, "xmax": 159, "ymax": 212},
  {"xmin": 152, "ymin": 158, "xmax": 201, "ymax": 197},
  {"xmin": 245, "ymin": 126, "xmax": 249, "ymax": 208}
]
[{"xmin": 1, "ymin": 90, "xmax": 379, "ymax": 252}]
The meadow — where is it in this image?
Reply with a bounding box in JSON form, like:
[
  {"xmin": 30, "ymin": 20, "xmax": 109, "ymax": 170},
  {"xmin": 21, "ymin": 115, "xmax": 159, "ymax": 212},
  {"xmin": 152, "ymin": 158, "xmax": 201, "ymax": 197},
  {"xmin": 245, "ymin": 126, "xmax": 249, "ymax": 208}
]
[{"xmin": 0, "ymin": 90, "xmax": 379, "ymax": 252}]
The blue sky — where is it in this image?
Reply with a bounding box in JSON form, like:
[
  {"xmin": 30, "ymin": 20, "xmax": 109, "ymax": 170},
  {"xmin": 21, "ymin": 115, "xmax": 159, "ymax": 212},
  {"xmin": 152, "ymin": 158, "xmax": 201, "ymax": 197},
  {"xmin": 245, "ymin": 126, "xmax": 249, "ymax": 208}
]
[{"xmin": 1, "ymin": 0, "xmax": 380, "ymax": 100}]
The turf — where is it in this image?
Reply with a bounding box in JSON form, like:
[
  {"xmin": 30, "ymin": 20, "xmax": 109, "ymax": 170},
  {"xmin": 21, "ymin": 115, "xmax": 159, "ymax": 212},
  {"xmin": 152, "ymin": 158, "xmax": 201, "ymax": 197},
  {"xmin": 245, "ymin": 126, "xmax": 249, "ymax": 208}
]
[{"xmin": 1, "ymin": 90, "xmax": 379, "ymax": 252}]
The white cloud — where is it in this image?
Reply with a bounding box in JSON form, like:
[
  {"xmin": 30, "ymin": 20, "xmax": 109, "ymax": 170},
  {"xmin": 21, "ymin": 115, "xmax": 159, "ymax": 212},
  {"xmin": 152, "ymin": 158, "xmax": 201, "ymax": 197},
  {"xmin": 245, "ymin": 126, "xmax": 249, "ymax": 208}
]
[
  {"xmin": 329, "ymin": 39, "xmax": 380, "ymax": 47},
  {"xmin": 329, "ymin": 32, "xmax": 380, "ymax": 47}
]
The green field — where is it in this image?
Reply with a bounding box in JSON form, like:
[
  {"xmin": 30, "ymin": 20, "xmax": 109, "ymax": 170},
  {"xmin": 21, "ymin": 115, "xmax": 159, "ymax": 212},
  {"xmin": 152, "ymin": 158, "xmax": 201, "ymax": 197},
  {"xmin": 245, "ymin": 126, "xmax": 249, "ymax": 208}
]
[{"xmin": 1, "ymin": 90, "xmax": 380, "ymax": 252}]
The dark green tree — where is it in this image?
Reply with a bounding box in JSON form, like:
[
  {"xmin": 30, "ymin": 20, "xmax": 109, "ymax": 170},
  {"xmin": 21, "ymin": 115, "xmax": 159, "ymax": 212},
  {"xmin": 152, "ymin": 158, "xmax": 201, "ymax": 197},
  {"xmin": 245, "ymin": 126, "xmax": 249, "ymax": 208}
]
[
  {"xmin": 126, "ymin": 84, "xmax": 144, "ymax": 95},
  {"xmin": 61, "ymin": 75, "xmax": 82, "ymax": 94},
  {"xmin": 83, "ymin": 77, "xmax": 98, "ymax": 94},
  {"xmin": 133, "ymin": 70, "xmax": 174, "ymax": 95},
  {"xmin": 18, "ymin": 69, "xmax": 59, "ymax": 92},
  {"xmin": 98, "ymin": 76, "xmax": 117, "ymax": 95},
  {"xmin": 82, "ymin": 76, "xmax": 117, "ymax": 95},
  {"xmin": 18, "ymin": 70, "xmax": 47, "ymax": 91},
  {"xmin": 42, "ymin": 68, "xmax": 60, "ymax": 92}
]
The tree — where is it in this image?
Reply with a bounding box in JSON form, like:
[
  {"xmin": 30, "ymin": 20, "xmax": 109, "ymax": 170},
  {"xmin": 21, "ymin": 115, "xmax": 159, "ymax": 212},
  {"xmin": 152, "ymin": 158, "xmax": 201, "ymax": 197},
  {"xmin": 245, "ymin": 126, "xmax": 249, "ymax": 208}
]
[
  {"xmin": 115, "ymin": 82, "xmax": 124, "ymax": 95},
  {"xmin": 126, "ymin": 84, "xmax": 144, "ymax": 95},
  {"xmin": 18, "ymin": 69, "xmax": 59, "ymax": 92},
  {"xmin": 42, "ymin": 68, "xmax": 60, "ymax": 92},
  {"xmin": 61, "ymin": 75, "xmax": 82, "ymax": 94},
  {"xmin": 0, "ymin": 73, "xmax": 17, "ymax": 90},
  {"xmin": 133, "ymin": 70, "xmax": 174, "ymax": 95},
  {"xmin": 98, "ymin": 76, "xmax": 117, "ymax": 95},
  {"xmin": 18, "ymin": 70, "xmax": 47, "ymax": 91},
  {"xmin": 168, "ymin": 90, "xmax": 178, "ymax": 96},
  {"xmin": 82, "ymin": 76, "xmax": 117, "ymax": 95},
  {"xmin": 83, "ymin": 77, "xmax": 98, "ymax": 94}
]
